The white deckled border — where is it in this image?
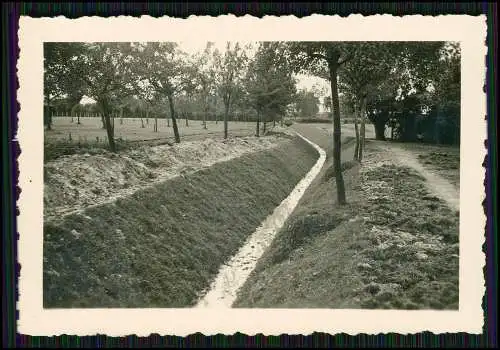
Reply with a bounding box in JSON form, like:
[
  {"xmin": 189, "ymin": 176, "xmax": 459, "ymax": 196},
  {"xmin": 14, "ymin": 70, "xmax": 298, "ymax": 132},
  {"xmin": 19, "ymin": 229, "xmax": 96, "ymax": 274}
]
[{"xmin": 16, "ymin": 14, "xmax": 487, "ymax": 336}]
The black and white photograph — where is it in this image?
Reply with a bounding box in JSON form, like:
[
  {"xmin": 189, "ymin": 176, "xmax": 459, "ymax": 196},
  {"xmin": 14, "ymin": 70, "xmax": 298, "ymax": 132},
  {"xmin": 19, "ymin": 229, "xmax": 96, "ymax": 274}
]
[{"xmin": 17, "ymin": 15, "xmax": 486, "ymax": 336}]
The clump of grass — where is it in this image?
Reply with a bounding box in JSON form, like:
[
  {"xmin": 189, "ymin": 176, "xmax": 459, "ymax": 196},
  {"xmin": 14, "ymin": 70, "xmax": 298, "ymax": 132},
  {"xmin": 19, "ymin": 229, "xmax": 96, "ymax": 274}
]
[{"xmin": 266, "ymin": 210, "xmax": 347, "ymax": 266}]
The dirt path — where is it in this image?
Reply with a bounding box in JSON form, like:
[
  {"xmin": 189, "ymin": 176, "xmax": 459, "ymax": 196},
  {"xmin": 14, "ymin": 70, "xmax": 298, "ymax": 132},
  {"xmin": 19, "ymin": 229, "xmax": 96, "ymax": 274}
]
[
  {"xmin": 195, "ymin": 133, "xmax": 326, "ymax": 308},
  {"xmin": 376, "ymin": 142, "xmax": 460, "ymax": 212}
]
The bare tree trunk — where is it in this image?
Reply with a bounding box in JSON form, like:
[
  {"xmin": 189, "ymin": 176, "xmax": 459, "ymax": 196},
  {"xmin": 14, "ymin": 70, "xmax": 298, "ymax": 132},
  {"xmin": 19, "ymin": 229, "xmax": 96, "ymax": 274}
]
[
  {"xmin": 77, "ymin": 112, "xmax": 81, "ymax": 125},
  {"xmin": 203, "ymin": 98, "xmax": 208, "ymax": 129},
  {"xmin": 99, "ymin": 113, "xmax": 105, "ymax": 129},
  {"xmin": 215, "ymin": 97, "xmax": 218, "ymax": 125},
  {"xmin": 224, "ymin": 103, "xmax": 229, "ymax": 139},
  {"xmin": 185, "ymin": 114, "xmax": 189, "ymax": 127},
  {"xmin": 45, "ymin": 97, "xmax": 52, "ymax": 130},
  {"xmin": 120, "ymin": 107, "xmax": 124, "ymax": 125},
  {"xmin": 329, "ymin": 60, "xmax": 346, "ymax": 205},
  {"xmin": 99, "ymin": 100, "xmax": 116, "ymax": 152},
  {"xmin": 256, "ymin": 110, "xmax": 260, "ymax": 137},
  {"xmin": 353, "ymin": 102, "xmax": 360, "ymax": 161},
  {"xmin": 47, "ymin": 108, "xmax": 53, "ymax": 130},
  {"xmin": 146, "ymin": 110, "xmax": 152, "ymax": 131},
  {"xmin": 214, "ymin": 97, "xmax": 219, "ymax": 125},
  {"xmin": 168, "ymin": 95, "xmax": 181, "ymax": 143},
  {"xmin": 358, "ymin": 95, "xmax": 367, "ymax": 162},
  {"xmin": 203, "ymin": 105, "xmax": 208, "ymax": 129},
  {"xmin": 390, "ymin": 119, "xmax": 395, "ymax": 141},
  {"xmin": 104, "ymin": 113, "xmax": 116, "ymax": 152}
]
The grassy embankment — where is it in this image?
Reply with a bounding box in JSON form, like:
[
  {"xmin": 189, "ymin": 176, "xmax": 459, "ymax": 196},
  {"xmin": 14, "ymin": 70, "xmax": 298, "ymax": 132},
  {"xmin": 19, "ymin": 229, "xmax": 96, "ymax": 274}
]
[
  {"xmin": 234, "ymin": 140, "xmax": 459, "ymax": 310},
  {"xmin": 44, "ymin": 135, "xmax": 319, "ymax": 308}
]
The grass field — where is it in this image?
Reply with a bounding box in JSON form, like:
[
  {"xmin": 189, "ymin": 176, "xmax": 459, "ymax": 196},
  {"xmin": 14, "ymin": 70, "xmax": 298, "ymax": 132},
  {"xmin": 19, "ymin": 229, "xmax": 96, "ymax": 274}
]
[
  {"xmin": 44, "ymin": 117, "xmax": 269, "ymax": 162},
  {"xmin": 43, "ymin": 135, "xmax": 319, "ymax": 308},
  {"xmin": 46, "ymin": 116, "xmax": 258, "ymax": 142}
]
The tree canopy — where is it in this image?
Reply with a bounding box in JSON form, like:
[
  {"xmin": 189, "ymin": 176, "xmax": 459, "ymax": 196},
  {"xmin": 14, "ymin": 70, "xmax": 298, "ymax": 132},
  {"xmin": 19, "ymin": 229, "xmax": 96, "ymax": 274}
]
[{"xmin": 44, "ymin": 41, "xmax": 460, "ymax": 153}]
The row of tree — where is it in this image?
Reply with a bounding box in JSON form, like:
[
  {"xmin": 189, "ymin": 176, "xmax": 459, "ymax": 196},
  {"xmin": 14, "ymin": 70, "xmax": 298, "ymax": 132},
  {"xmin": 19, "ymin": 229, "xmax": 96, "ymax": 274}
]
[
  {"xmin": 285, "ymin": 41, "xmax": 459, "ymax": 204},
  {"xmin": 44, "ymin": 42, "xmax": 323, "ymax": 149},
  {"xmin": 46, "ymin": 88, "xmax": 321, "ymax": 126},
  {"xmin": 45, "ymin": 41, "xmax": 460, "ymax": 204}
]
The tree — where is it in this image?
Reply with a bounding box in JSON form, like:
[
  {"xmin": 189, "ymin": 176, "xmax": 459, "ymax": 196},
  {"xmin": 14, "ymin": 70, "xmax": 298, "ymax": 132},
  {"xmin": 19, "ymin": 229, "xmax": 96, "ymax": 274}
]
[
  {"xmin": 295, "ymin": 89, "xmax": 320, "ymax": 118},
  {"xmin": 288, "ymin": 42, "xmax": 355, "ymax": 205},
  {"xmin": 366, "ymin": 42, "xmax": 446, "ymax": 143},
  {"xmin": 43, "ymin": 42, "xmax": 87, "ymax": 130},
  {"xmin": 339, "ymin": 42, "xmax": 394, "ymax": 161},
  {"xmin": 347, "ymin": 41, "xmax": 448, "ymax": 144},
  {"xmin": 70, "ymin": 103, "xmax": 85, "ymax": 125},
  {"xmin": 115, "ymin": 96, "xmax": 138, "ymax": 125},
  {"xmin": 244, "ymin": 42, "xmax": 296, "ymax": 136},
  {"xmin": 323, "ymin": 95, "xmax": 332, "ymax": 114},
  {"xmin": 75, "ymin": 42, "xmax": 135, "ymax": 152},
  {"xmin": 193, "ymin": 42, "xmax": 217, "ymax": 130},
  {"xmin": 426, "ymin": 42, "xmax": 461, "ymax": 145},
  {"xmin": 124, "ymin": 96, "xmax": 148, "ymax": 128},
  {"xmin": 214, "ymin": 42, "xmax": 248, "ymax": 139},
  {"xmin": 133, "ymin": 42, "xmax": 195, "ymax": 143},
  {"xmin": 132, "ymin": 77, "xmax": 162, "ymax": 132},
  {"xmin": 365, "ymin": 78, "xmax": 400, "ymax": 141},
  {"xmin": 338, "ymin": 93, "xmax": 356, "ymax": 119}
]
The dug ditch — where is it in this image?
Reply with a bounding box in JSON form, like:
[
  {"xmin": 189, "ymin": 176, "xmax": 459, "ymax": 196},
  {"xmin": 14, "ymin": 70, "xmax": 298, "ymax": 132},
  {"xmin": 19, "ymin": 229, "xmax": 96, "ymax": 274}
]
[
  {"xmin": 196, "ymin": 133, "xmax": 326, "ymax": 308},
  {"xmin": 43, "ymin": 134, "xmax": 320, "ymax": 308}
]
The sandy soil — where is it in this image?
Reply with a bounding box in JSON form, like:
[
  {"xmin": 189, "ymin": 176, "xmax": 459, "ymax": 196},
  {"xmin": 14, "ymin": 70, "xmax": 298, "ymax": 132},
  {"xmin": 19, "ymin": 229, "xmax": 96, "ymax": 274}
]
[{"xmin": 44, "ymin": 135, "xmax": 287, "ymax": 222}]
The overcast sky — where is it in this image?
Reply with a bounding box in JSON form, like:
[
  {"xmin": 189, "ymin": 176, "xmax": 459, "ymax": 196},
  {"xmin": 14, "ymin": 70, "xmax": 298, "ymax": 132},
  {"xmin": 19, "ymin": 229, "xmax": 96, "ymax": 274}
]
[{"xmin": 177, "ymin": 41, "xmax": 330, "ymax": 95}]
